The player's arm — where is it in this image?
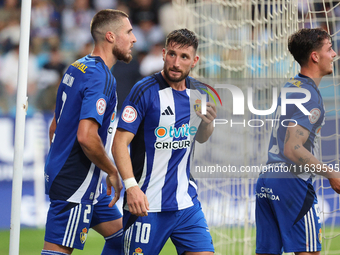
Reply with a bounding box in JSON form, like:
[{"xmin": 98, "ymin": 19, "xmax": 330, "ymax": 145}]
[
  {"xmin": 49, "ymin": 114, "xmax": 57, "ymax": 145},
  {"xmin": 195, "ymin": 102, "xmax": 217, "ymax": 143},
  {"xmin": 283, "ymin": 122, "xmax": 340, "ymax": 193},
  {"xmin": 112, "ymin": 128, "xmax": 149, "ymax": 217},
  {"xmin": 77, "ymin": 118, "xmax": 122, "ymax": 206}
]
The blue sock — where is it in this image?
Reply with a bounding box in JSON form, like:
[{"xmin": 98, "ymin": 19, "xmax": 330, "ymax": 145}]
[
  {"xmin": 101, "ymin": 228, "xmax": 123, "ymax": 255},
  {"xmin": 41, "ymin": 250, "xmax": 70, "ymax": 255}
]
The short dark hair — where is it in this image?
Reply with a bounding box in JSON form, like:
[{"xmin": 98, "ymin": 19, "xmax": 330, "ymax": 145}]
[
  {"xmin": 165, "ymin": 28, "xmax": 198, "ymax": 52},
  {"xmin": 90, "ymin": 9, "xmax": 128, "ymax": 42},
  {"xmin": 288, "ymin": 28, "xmax": 331, "ymax": 67}
]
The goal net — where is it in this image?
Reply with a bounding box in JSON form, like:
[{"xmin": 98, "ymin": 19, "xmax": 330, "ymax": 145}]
[{"xmin": 172, "ymin": 0, "xmax": 340, "ymax": 254}]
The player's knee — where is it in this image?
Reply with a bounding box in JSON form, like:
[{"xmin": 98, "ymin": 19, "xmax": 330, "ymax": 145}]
[
  {"xmin": 101, "ymin": 228, "xmax": 123, "ymax": 255},
  {"xmin": 41, "ymin": 250, "xmax": 71, "ymax": 255}
]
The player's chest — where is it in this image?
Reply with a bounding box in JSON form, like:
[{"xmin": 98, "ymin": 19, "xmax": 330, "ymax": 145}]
[{"xmin": 145, "ymin": 89, "xmax": 201, "ymax": 132}]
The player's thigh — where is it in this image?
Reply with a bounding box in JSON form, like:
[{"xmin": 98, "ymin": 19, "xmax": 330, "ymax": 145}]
[
  {"xmin": 92, "ymin": 218, "xmax": 122, "ymax": 237},
  {"xmin": 255, "ymin": 176, "xmax": 282, "ymax": 254},
  {"xmin": 43, "ymin": 241, "xmax": 73, "ymax": 254},
  {"xmin": 44, "ymin": 200, "xmax": 94, "ymax": 250},
  {"xmin": 90, "ymin": 194, "xmax": 123, "ymax": 237},
  {"xmin": 122, "ymin": 210, "xmax": 174, "ymax": 255},
  {"xmin": 171, "ymin": 203, "xmax": 214, "ymax": 255}
]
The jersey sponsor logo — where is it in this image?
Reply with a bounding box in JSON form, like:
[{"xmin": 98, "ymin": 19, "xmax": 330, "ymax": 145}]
[
  {"xmin": 71, "ymin": 60, "xmax": 88, "ymax": 73},
  {"xmin": 309, "ymin": 108, "xmax": 321, "ymax": 124},
  {"xmin": 155, "ymin": 140, "xmax": 191, "ymax": 150},
  {"xmin": 96, "ymin": 98, "xmax": 106, "ymax": 115},
  {"xmin": 316, "ymin": 126, "xmax": 322, "ymax": 136},
  {"xmin": 133, "ymin": 247, "xmax": 143, "ymax": 255},
  {"xmin": 154, "ymin": 124, "xmax": 197, "ymax": 150},
  {"xmin": 155, "ymin": 124, "xmax": 197, "ymax": 138},
  {"xmin": 80, "ymin": 228, "xmax": 88, "ymax": 244},
  {"xmin": 122, "ymin": 106, "xmax": 137, "ymax": 123},
  {"xmin": 62, "ymin": 73, "xmax": 75, "ymax": 87},
  {"xmin": 111, "ymin": 111, "xmax": 116, "ymax": 122},
  {"xmin": 255, "ymin": 186, "xmax": 280, "ymax": 201}
]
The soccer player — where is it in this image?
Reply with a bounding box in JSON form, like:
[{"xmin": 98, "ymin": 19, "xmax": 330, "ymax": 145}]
[
  {"xmin": 42, "ymin": 10, "xmax": 136, "ymax": 255},
  {"xmin": 112, "ymin": 28, "xmax": 216, "ymax": 255},
  {"xmin": 256, "ymin": 28, "xmax": 340, "ymax": 255}
]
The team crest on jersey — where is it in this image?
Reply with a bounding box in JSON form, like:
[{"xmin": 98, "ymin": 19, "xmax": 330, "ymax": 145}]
[
  {"xmin": 122, "ymin": 105, "xmax": 137, "ymax": 123},
  {"xmin": 80, "ymin": 228, "xmax": 88, "ymax": 244},
  {"xmin": 319, "ymin": 228, "xmax": 322, "ymax": 243},
  {"xmin": 96, "ymin": 98, "xmax": 106, "ymax": 115},
  {"xmin": 309, "ymin": 108, "xmax": 321, "ymax": 124},
  {"xmin": 133, "ymin": 247, "xmax": 143, "ymax": 255},
  {"xmin": 194, "ymin": 99, "xmax": 201, "ymax": 112}
]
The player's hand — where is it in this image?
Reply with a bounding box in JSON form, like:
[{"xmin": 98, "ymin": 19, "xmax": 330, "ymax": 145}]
[
  {"xmin": 106, "ymin": 170, "xmax": 123, "ymax": 207},
  {"xmin": 196, "ymin": 102, "xmax": 217, "ymax": 124},
  {"xmin": 126, "ymin": 186, "xmax": 149, "ymax": 217},
  {"xmin": 328, "ymin": 177, "xmax": 340, "ymax": 194}
]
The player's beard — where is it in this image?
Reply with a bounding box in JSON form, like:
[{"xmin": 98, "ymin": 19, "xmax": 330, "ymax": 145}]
[
  {"xmin": 112, "ymin": 45, "xmax": 132, "ymax": 63},
  {"xmin": 163, "ymin": 66, "xmax": 190, "ymax": 83}
]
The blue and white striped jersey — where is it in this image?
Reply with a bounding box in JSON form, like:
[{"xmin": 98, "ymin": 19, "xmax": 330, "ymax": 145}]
[
  {"xmin": 44, "ymin": 55, "xmax": 117, "ymax": 204},
  {"xmin": 267, "ymin": 73, "xmax": 326, "ymax": 180},
  {"xmin": 118, "ymin": 72, "xmax": 206, "ymax": 212}
]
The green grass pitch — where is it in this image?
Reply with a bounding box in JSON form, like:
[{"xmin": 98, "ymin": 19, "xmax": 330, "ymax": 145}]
[
  {"xmin": 0, "ymin": 228, "xmax": 176, "ymax": 255},
  {"xmin": 2, "ymin": 227, "xmax": 340, "ymax": 254}
]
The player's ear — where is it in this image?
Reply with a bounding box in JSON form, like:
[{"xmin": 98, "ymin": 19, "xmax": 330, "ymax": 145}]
[
  {"xmin": 191, "ymin": 55, "xmax": 199, "ymax": 68},
  {"xmin": 162, "ymin": 48, "xmax": 166, "ymax": 61},
  {"xmin": 311, "ymin": 51, "xmax": 319, "ymax": 63},
  {"xmin": 106, "ymin": 31, "xmax": 115, "ymax": 43}
]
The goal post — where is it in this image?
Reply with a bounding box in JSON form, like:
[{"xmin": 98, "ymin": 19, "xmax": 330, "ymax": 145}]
[{"xmin": 173, "ymin": 0, "xmax": 340, "ymax": 254}]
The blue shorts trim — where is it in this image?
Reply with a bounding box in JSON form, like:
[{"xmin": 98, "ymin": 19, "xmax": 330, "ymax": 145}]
[
  {"xmin": 44, "ymin": 194, "xmax": 122, "ymax": 250},
  {"xmin": 123, "ymin": 202, "xmax": 214, "ymax": 255},
  {"xmin": 256, "ymin": 171, "xmax": 321, "ymax": 254}
]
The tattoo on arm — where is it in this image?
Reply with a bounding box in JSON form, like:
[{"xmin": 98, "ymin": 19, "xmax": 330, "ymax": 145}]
[
  {"xmin": 295, "ymin": 129, "xmax": 304, "ymax": 138},
  {"xmin": 298, "ymin": 156, "xmax": 310, "ymax": 164},
  {"xmin": 294, "ymin": 144, "xmax": 301, "ymax": 150},
  {"xmin": 284, "ymin": 130, "xmax": 290, "ymax": 144}
]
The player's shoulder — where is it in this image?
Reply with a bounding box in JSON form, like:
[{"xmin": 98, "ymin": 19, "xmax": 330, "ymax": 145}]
[
  {"xmin": 69, "ymin": 55, "xmax": 111, "ymax": 76},
  {"xmin": 134, "ymin": 74, "xmax": 158, "ymax": 88},
  {"xmin": 128, "ymin": 74, "xmax": 160, "ymax": 103},
  {"xmin": 286, "ymin": 73, "xmax": 315, "ymax": 90},
  {"xmin": 187, "ymin": 76, "xmax": 208, "ymax": 91}
]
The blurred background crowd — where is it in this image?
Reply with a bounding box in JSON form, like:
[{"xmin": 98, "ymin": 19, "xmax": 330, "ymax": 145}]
[
  {"xmin": 0, "ymin": 0, "xmax": 175, "ymax": 115},
  {"xmin": 0, "ymin": 0, "xmax": 339, "ymax": 116}
]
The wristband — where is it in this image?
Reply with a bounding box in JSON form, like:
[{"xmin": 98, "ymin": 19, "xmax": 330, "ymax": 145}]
[{"xmin": 123, "ymin": 177, "xmax": 138, "ymax": 190}]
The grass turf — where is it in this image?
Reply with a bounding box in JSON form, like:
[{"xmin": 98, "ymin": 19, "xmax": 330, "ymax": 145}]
[
  {"xmin": 0, "ymin": 228, "xmax": 176, "ymax": 255},
  {"xmin": 2, "ymin": 227, "xmax": 340, "ymax": 254}
]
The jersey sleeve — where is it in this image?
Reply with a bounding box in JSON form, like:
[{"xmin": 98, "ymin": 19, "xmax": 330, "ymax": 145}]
[
  {"xmin": 289, "ymin": 91, "xmax": 321, "ymax": 132},
  {"xmin": 79, "ymin": 69, "xmax": 110, "ymax": 126},
  {"xmin": 117, "ymin": 81, "xmax": 150, "ymax": 134}
]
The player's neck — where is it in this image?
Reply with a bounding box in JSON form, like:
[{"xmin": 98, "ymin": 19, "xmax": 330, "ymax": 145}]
[
  {"xmin": 91, "ymin": 46, "xmax": 117, "ymax": 70},
  {"xmin": 161, "ymin": 70, "xmax": 187, "ymax": 91},
  {"xmin": 300, "ymin": 67, "xmax": 322, "ymax": 87}
]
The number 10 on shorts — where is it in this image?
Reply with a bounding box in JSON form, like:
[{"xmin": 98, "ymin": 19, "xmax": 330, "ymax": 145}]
[{"xmin": 134, "ymin": 222, "xmax": 151, "ymax": 244}]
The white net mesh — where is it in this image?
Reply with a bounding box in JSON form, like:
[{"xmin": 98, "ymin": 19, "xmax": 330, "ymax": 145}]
[{"xmin": 172, "ymin": 0, "xmax": 340, "ymax": 254}]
